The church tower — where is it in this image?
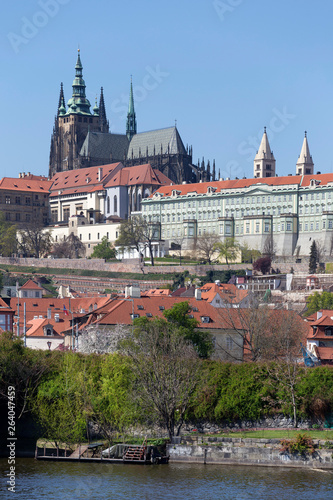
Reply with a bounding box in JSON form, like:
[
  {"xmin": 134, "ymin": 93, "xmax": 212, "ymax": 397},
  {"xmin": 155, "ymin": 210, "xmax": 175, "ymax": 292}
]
[
  {"xmin": 126, "ymin": 78, "xmax": 137, "ymax": 141},
  {"xmin": 296, "ymin": 131, "xmax": 314, "ymax": 175},
  {"xmin": 253, "ymin": 127, "xmax": 276, "ymax": 178},
  {"xmin": 49, "ymin": 50, "xmax": 106, "ymax": 178}
]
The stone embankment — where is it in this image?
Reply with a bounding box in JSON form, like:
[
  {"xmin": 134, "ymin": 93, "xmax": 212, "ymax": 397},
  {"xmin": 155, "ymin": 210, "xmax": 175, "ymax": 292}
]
[{"xmin": 167, "ymin": 435, "xmax": 333, "ymax": 469}]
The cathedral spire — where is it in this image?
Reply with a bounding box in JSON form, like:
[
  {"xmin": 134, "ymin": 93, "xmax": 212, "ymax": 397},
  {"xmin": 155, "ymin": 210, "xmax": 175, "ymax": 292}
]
[
  {"xmin": 67, "ymin": 49, "xmax": 92, "ymax": 115},
  {"xmin": 126, "ymin": 77, "xmax": 137, "ymax": 141},
  {"xmin": 57, "ymin": 82, "xmax": 65, "ymax": 116},
  {"xmin": 296, "ymin": 131, "xmax": 314, "ymax": 175},
  {"xmin": 99, "ymin": 87, "xmax": 109, "ymax": 132}
]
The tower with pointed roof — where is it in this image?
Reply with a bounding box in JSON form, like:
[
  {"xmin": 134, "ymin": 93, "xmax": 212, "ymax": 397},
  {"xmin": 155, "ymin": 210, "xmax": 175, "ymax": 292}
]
[
  {"xmin": 126, "ymin": 78, "xmax": 137, "ymax": 141},
  {"xmin": 253, "ymin": 127, "xmax": 276, "ymax": 178},
  {"xmin": 49, "ymin": 50, "xmax": 108, "ymax": 178},
  {"xmin": 296, "ymin": 131, "xmax": 314, "ymax": 176}
]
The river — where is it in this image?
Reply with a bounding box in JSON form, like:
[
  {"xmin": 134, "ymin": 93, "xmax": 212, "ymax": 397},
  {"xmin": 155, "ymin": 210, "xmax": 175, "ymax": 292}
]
[{"xmin": 0, "ymin": 458, "xmax": 332, "ymax": 499}]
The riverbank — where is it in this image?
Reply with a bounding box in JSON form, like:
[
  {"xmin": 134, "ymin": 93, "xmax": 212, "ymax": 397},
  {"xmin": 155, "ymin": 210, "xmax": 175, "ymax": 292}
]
[{"xmin": 167, "ymin": 436, "xmax": 333, "ymax": 469}]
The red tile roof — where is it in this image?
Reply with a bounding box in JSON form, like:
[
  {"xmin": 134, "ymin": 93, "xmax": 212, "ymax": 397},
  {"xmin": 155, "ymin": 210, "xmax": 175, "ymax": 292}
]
[
  {"xmin": 50, "ymin": 163, "xmax": 122, "ymax": 190},
  {"xmin": 104, "ymin": 164, "xmax": 172, "ymax": 188},
  {"xmin": 10, "ymin": 296, "xmax": 112, "ymax": 334},
  {"xmin": 150, "ymin": 172, "xmax": 333, "ymax": 198},
  {"xmin": 20, "ymin": 279, "xmax": 44, "ymax": 291},
  {"xmin": 26, "ymin": 318, "xmax": 67, "ymax": 338},
  {"xmin": 0, "ymin": 177, "xmax": 52, "ymax": 193}
]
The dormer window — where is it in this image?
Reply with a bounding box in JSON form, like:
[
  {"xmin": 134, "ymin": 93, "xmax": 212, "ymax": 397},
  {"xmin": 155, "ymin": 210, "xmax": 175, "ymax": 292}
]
[
  {"xmin": 201, "ymin": 316, "xmax": 210, "ymax": 323},
  {"xmin": 43, "ymin": 324, "xmax": 54, "ymax": 336},
  {"xmin": 207, "ymin": 186, "xmax": 217, "ymax": 194},
  {"xmin": 325, "ymin": 327, "xmax": 333, "ymax": 336}
]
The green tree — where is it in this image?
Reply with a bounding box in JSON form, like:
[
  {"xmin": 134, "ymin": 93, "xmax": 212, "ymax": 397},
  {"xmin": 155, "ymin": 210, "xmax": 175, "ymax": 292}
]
[
  {"xmin": 309, "ymin": 240, "xmax": 318, "ymax": 274},
  {"xmin": 33, "ymin": 353, "xmax": 90, "ymax": 446},
  {"xmin": 305, "ymin": 291, "xmax": 333, "ymax": 317},
  {"xmin": 0, "ymin": 332, "xmax": 51, "ymax": 420},
  {"xmin": 214, "ymin": 237, "xmax": 240, "ymax": 266},
  {"xmin": 90, "ymin": 353, "xmax": 136, "ymax": 441},
  {"xmin": 0, "ymin": 213, "xmax": 17, "ymax": 256},
  {"xmin": 90, "ymin": 236, "xmax": 116, "ymax": 260},
  {"xmin": 163, "ymin": 301, "xmax": 214, "ymax": 359}
]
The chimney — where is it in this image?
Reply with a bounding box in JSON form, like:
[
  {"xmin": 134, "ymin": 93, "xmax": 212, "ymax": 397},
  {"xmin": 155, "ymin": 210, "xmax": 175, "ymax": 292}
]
[
  {"xmin": 195, "ymin": 288, "xmax": 202, "ymax": 301},
  {"xmin": 124, "ymin": 286, "xmax": 130, "ymax": 298},
  {"xmin": 98, "ymin": 167, "xmax": 103, "ymax": 181},
  {"xmin": 129, "ymin": 285, "xmax": 140, "ymax": 298},
  {"xmin": 47, "ymin": 308, "xmax": 51, "ymax": 319}
]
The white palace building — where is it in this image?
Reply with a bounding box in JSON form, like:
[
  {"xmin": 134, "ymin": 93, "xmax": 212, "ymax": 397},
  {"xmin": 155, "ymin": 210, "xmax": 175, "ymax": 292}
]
[{"xmin": 141, "ymin": 130, "xmax": 333, "ymax": 258}]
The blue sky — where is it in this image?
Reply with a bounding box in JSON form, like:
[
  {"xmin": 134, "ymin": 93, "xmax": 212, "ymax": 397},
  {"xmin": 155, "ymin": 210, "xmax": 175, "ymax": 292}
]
[{"xmin": 1, "ymin": 0, "xmax": 333, "ymax": 180}]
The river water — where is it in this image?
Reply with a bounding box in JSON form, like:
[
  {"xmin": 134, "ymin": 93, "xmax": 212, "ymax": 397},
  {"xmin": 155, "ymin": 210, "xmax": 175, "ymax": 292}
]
[{"xmin": 0, "ymin": 458, "xmax": 332, "ymax": 499}]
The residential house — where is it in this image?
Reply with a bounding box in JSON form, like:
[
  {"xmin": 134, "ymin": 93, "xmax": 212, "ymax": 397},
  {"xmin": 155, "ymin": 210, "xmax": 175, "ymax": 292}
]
[
  {"xmin": 0, "ymin": 297, "xmax": 14, "ymax": 333},
  {"xmin": 305, "ymin": 310, "xmax": 333, "ymax": 365},
  {"xmin": 0, "ymin": 173, "xmax": 51, "ymax": 228}
]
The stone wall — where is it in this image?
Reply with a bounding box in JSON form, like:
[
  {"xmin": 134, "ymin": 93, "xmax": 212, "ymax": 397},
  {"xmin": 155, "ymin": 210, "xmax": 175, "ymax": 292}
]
[{"xmin": 167, "ymin": 438, "xmax": 333, "ymax": 468}]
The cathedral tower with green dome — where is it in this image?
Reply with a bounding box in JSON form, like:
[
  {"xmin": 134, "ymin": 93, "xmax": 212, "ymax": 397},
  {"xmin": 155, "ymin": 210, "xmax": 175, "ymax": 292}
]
[{"xmin": 49, "ymin": 50, "xmax": 109, "ymax": 178}]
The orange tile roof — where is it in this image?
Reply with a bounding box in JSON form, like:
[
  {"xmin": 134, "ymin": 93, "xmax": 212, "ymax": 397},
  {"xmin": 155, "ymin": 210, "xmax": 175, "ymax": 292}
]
[
  {"xmin": 20, "ymin": 279, "xmax": 44, "ymax": 291},
  {"xmin": 0, "ymin": 177, "xmax": 52, "ymax": 193},
  {"xmin": 10, "ymin": 296, "xmax": 112, "ymax": 333},
  {"xmin": 0, "ymin": 297, "xmax": 13, "ymax": 312},
  {"xmin": 26, "ymin": 318, "xmax": 67, "ymax": 338},
  {"xmin": 200, "ymin": 283, "xmax": 249, "ymax": 305},
  {"xmin": 150, "ymin": 172, "xmax": 333, "ymax": 198},
  {"xmin": 88, "ymin": 296, "xmax": 242, "ymax": 330},
  {"xmin": 104, "ymin": 164, "xmax": 172, "ymax": 188},
  {"xmin": 50, "ymin": 163, "xmax": 122, "ymax": 191}
]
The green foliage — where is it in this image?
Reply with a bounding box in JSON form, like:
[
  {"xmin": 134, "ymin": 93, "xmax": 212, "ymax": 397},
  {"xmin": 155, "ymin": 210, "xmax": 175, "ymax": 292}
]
[
  {"xmin": 280, "ymin": 433, "xmax": 315, "ymax": 456},
  {"xmin": 214, "ymin": 237, "xmax": 240, "ymax": 265},
  {"xmin": 240, "ymin": 243, "xmax": 261, "ymax": 264},
  {"xmin": 163, "ymin": 301, "xmax": 214, "ymax": 359},
  {"xmin": 91, "ymin": 236, "xmax": 116, "ymax": 261},
  {"xmin": 0, "ymin": 213, "xmax": 17, "ymax": 256},
  {"xmin": 309, "ymin": 240, "xmax": 318, "ymax": 274},
  {"xmin": 305, "ymin": 291, "xmax": 333, "ymax": 317}
]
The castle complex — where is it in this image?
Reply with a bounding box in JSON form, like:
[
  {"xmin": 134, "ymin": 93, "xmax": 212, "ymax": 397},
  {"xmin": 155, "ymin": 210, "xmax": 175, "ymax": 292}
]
[
  {"xmin": 142, "ymin": 131, "xmax": 330, "ymax": 257},
  {"xmin": 49, "ymin": 50, "xmax": 214, "ymax": 185}
]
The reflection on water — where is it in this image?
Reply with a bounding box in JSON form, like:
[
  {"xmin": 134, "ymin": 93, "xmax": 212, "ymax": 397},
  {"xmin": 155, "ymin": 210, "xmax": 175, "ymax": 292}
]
[{"xmin": 0, "ymin": 459, "xmax": 333, "ymax": 500}]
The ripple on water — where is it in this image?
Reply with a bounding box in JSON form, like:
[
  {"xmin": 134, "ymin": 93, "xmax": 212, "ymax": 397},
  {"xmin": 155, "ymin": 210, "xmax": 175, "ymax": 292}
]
[{"xmin": 0, "ymin": 459, "xmax": 332, "ymax": 500}]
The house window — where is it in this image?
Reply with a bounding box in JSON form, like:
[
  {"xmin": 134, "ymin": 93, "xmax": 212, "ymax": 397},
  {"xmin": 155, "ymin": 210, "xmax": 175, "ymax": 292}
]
[
  {"xmin": 255, "ymin": 223, "xmax": 260, "ymax": 233},
  {"xmin": 264, "ymin": 223, "xmax": 269, "ymax": 232},
  {"xmin": 15, "ymin": 213, "xmax": 20, "ymax": 221},
  {"xmin": 15, "ymin": 196, "xmax": 21, "ymax": 205},
  {"xmin": 325, "ymin": 327, "xmax": 333, "ymax": 336},
  {"xmin": 226, "ymin": 336, "xmax": 233, "ymax": 350},
  {"xmin": 5, "ymin": 196, "xmax": 10, "ymax": 204},
  {"xmin": 63, "ymin": 207, "xmax": 70, "ymax": 222},
  {"xmin": 25, "ymin": 197, "xmax": 31, "ymax": 205},
  {"xmin": 287, "ymin": 222, "xmax": 291, "ymax": 231},
  {"xmin": 114, "ymin": 195, "xmax": 117, "ymax": 213},
  {"xmin": 107, "ymin": 196, "xmax": 110, "ymax": 212}
]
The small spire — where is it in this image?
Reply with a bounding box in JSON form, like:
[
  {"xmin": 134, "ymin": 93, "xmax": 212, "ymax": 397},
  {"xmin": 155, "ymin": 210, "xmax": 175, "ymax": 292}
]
[
  {"xmin": 305, "ymin": 130, "xmax": 307, "ymax": 137},
  {"xmin": 127, "ymin": 77, "xmax": 137, "ymax": 140},
  {"xmin": 264, "ymin": 126, "xmax": 266, "ymax": 133}
]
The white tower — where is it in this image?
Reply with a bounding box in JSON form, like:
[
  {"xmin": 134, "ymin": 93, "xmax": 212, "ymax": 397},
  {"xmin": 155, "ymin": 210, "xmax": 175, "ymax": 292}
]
[
  {"xmin": 253, "ymin": 127, "xmax": 276, "ymax": 178},
  {"xmin": 296, "ymin": 131, "xmax": 314, "ymax": 176}
]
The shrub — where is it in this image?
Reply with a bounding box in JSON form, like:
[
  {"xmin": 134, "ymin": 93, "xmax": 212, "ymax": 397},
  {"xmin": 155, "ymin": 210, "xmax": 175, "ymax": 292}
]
[{"xmin": 280, "ymin": 433, "xmax": 315, "ymax": 456}]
